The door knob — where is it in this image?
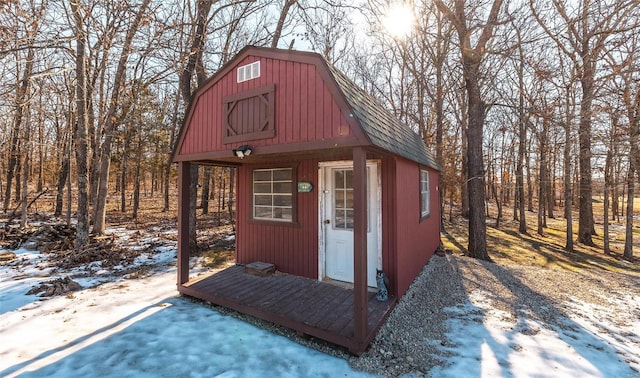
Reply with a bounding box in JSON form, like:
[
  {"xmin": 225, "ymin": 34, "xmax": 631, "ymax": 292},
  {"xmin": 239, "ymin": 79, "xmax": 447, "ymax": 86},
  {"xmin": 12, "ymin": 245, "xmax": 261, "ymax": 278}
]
[{"xmin": 324, "ymin": 219, "xmax": 331, "ymax": 224}]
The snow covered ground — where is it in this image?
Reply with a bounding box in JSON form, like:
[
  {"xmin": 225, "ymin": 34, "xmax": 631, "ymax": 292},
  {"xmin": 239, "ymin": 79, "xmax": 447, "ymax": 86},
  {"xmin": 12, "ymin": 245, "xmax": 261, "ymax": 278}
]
[
  {"xmin": 1, "ymin": 225, "xmax": 639, "ymax": 377},
  {"xmin": 431, "ymin": 290, "xmax": 640, "ymax": 377}
]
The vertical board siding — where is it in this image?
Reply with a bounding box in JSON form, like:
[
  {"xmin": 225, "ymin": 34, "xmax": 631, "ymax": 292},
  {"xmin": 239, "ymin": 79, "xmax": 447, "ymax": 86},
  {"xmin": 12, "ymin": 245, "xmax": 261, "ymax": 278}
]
[
  {"xmin": 236, "ymin": 159, "xmax": 320, "ymax": 279},
  {"xmin": 380, "ymin": 157, "xmax": 398, "ymax": 296},
  {"xmin": 300, "ymin": 64, "xmax": 309, "ymax": 142},
  {"xmin": 393, "ymin": 157, "xmax": 440, "ymax": 297},
  {"xmin": 180, "ymin": 55, "xmax": 353, "ymax": 157}
]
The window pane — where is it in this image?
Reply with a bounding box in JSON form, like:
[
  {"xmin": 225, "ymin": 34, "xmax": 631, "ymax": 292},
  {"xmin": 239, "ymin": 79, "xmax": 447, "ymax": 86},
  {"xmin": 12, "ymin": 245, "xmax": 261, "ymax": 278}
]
[
  {"xmin": 254, "ymin": 206, "xmax": 272, "ymax": 219},
  {"xmin": 274, "ymin": 207, "xmax": 292, "ymax": 220},
  {"xmin": 335, "ymin": 190, "xmax": 345, "ymax": 208},
  {"xmin": 344, "ymin": 189, "xmax": 354, "ymax": 209},
  {"xmin": 254, "ymin": 183, "xmax": 271, "ymax": 194},
  {"xmin": 335, "ymin": 211, "xmax": 345, "ymax": 229},
  {"xmin": 344, "ymin": 210, "xmax": 354, "ymax": 229},
  {"xmin": 273, "ymin": 169, "xmax": 292, "ymax": 181},
  {"xmin": 254, "ymin": 170, "xmax": 272, "ymax": 182},
  {"xmin": 254, "ymin": 195, "xmax": 272, "ymax": 206},
  {"xmin": 335, "ymin": 170, "xmax": 345, "ymax": 188},
  {"xmin": 273, "ymin": 195, "xmax": 292, "ymax": 207},
  {"xmin": 273, "ymin": 182, "xmax": 291, "ymax": 193},
  {"xmin": 345, "ymin": 170, "xmax": 353, "ymax": 188}
]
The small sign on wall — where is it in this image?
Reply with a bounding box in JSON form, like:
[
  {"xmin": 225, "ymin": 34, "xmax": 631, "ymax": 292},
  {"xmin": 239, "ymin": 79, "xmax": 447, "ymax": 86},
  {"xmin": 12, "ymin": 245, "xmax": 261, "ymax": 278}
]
[{"xmin": 297, "ymin": 181, "xmax": 313, "ymax": 193}]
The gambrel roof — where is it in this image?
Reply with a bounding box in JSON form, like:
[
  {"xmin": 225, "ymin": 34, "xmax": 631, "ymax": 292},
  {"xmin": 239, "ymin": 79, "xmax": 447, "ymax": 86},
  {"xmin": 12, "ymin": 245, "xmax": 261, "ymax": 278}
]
[{"xmin": 173, "ymin": 46, "xmax": 440, "ymax": 171}]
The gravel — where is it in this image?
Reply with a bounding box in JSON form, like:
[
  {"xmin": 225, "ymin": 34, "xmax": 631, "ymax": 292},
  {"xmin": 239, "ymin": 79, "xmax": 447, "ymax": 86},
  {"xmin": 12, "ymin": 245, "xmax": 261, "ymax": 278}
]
[{"xmin": 347, "ymin": 252, "xmax": 639, "ymax": 377}]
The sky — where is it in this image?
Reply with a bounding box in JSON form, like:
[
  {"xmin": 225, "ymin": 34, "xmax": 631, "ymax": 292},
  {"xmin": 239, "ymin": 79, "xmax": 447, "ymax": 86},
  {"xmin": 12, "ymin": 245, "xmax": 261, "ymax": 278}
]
[{"xmin": 1, "ymin": 225, "xmax": 638, "ymax": 377}]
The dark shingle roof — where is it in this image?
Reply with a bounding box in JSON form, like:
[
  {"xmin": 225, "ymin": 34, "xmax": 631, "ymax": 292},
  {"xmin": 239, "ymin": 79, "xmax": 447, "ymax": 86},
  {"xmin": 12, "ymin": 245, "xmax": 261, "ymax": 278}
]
[{"xmin": 325, "ymin": 63, "xmax": 440, "ymax": 170}]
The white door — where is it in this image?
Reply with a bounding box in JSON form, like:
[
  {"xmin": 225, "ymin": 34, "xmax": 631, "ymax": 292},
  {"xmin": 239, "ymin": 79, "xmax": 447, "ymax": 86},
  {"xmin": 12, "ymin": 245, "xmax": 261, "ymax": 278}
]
[{"xmin": 320, "ymin": 162, "xmax": 380, "ymax": 287}]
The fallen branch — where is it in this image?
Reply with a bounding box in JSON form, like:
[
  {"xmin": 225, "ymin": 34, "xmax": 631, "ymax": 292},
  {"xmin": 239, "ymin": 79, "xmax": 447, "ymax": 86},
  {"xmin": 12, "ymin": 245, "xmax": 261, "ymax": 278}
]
[{"xmin": 3, "ymin": 188, "xmax": 50, "ymax": 230}]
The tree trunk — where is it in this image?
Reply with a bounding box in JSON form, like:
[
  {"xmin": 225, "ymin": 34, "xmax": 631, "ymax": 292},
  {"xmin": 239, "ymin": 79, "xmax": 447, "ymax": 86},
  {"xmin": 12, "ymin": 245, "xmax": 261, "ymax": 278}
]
[
  {"xmin": 120, "ymin": 133, "xmax": 130, "ymax": 213},
  {"xmin": 435, "ymin": 60, "xmax": 445, "ymax": 231},
  {"xmin": 201, "ymin": 166, "xmax": 211, "ymax": 214},
  {"xmin": 221, "ymin": 168, "xmax": 227, "ymax": 210},
  {"xmin": 179, "ymin": 0, "xmax": 213, "ymax": 105},
  {"xmin": 189, "ymin": 165, "xmax": 199, "ymax": 249},
  {"xmin": 4, "ymin": 45, "xmax": 35, "ymax": 213},
  {"xmin": 66, "ymin": 150, "xmax": 72, "ymax": 226},
  {"xmin": 271, "ymin": 0, "xmax": 298, "ymax": 48},
  {"xmin": 546, "ymin": 153, "xmax": 555, "ymax": 219},
  {"xmin": 465, "ymin": 61, "xmax": 488, "ymax": 260},
  {"xmin": 492, "ymin": 178, "xmax": 502, "ymax": 229},
  {"xmin": 93, "ymin": 0, "xmax": 151, "ymax": 235},
  {"xmin": 14, "ymin": 145, "xmax": 22, "ymax": 203},
  {"xmin": 603, "ymin": 147, "xmax": 612, "ymax": 255},
  {"xmin": 20, "ymin": 149, "xmax": 30, "ymax": 229},
  {"xmin": 132, "ymin": 136, "xmax": 143, "ymax": 219},
  {"xmin": 70, "ymin": 0, "xmax": 90, "ymax": 249},
  {"xmin": 623, "ymin": 168, "xmax": 634, "ymax": 259},
  {"xmin": 460, "ymin": 108, "xmax": 469, "ymax": 218},
  {"xmin": 179, "ymin": 0, "xmax": 214, "ymax": 249},
  {"xmin": 526, "ymin": 138, "xmax": 534, "ymax": 212},
  {"xmin": 537, "ymin": 151, "xmax": 546, "ymax": 236},
  {"xmin": 163, "ymin": 93, "xmax": 180, "ymax": 212},
  {"xmin": 563, "ymin": 90, "xmax": 574, "ymax": 251},
  {"xmin": 577, "ymin": 69, "xmax": 596, "ymax": 245},
  {"xmin": 55, "ymin": 130, "xmax": 71, "ymax": 217},
  {"xmin": 517, "ymin": 46, "xmax": 527, "ymax": 232},
  {"xmin": 217, "ymin": 167, "xmax": 223, "ymax": 224},
  {"xmin": 37, "ymin": 109, "xmax": 44, "ymax": 192},
  {"xmin": 228, "ymin": 167, "xmax": 236, "ymax": 230}
]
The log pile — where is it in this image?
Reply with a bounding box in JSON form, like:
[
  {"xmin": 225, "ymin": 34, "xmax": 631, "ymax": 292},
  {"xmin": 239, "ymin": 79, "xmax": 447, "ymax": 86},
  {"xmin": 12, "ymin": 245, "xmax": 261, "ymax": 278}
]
[
  {"xmin": 50, "ymin": 237, "xmax": 140, "ymax": 270},
  {"xmin": 26, "ymin": 277, "xmax": 82, "ymax": 297},
  {"xmin": 0, "ymin": 223, "xmax": 141, "ymax": 270},
  {"xmin": 0, "ymin": 223, "xmax": 74, "ymax": 251},
  {"xmin": 30, "ymin": 224, "xmax": 76, "ymax": 252}
]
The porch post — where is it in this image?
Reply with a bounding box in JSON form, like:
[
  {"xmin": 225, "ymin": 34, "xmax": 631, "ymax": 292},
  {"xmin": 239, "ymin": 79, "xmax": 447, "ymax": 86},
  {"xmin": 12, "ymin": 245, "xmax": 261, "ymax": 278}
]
[
  {"xmin": 177, "ymin": 161, "xmax": 191, "ymax": 286},
  {"xmin": 353, "ymin": 147, "xmax": 368, "ymax": 343}
]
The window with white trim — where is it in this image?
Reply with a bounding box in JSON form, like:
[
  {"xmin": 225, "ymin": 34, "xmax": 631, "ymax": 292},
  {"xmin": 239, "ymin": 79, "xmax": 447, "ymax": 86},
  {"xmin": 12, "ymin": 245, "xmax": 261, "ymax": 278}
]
[
  {"xmin": 420, "ymin": 169, "xmax": 430, "ymax": 218},
  {"xmin": 253, "ymin": 168, "xmax": 293, "ymax": 221},
  {"xmin": 237, "ymin": 61, "xmax": 260, "ymax": 83}
]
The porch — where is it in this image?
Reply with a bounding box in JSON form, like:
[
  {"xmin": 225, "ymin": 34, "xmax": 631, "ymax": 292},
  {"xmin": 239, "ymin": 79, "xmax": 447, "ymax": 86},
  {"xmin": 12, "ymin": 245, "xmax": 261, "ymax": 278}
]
[{"xmin": 178, "ymin": 265, "xmax": 396, "ymax": 354}]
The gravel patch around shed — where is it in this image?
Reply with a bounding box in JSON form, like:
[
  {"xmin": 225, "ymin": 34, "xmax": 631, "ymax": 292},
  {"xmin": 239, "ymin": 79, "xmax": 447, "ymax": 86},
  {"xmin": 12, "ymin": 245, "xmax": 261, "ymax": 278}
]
[{"xmin": 347, "ymin": 253, "xmax": 640, "ymax": 377}]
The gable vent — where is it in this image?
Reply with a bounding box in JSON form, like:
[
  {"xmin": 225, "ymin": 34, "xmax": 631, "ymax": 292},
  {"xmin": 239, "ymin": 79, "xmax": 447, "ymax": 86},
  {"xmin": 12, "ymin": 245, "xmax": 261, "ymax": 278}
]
[{"xmin": 237, "ymin": 61, "xmax": 260, "ymax": 83}]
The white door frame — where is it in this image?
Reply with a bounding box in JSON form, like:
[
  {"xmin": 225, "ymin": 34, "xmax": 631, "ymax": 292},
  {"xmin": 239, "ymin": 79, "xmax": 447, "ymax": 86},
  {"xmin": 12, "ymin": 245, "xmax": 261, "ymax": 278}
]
[{"xmin": 318, "ymin": 160, "xmax": 382, "ymax": 287}]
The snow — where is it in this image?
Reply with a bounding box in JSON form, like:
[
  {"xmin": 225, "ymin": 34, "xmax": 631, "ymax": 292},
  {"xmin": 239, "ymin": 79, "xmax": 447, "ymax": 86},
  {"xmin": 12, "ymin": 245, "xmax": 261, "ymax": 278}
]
[
  {"xmin": 430, "ymin": 291, "xmax": 640, "ymax": 378},
  {"xmin": 1, "ymin": 226, "xmax": 639, "ymax": 377}
]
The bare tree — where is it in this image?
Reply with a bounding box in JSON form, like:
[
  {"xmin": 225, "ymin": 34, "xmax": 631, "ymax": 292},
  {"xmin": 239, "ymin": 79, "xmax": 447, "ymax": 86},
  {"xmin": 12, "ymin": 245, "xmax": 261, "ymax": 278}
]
[
  {"xmin": 272, "ymin": 0, "xmax": 298, "ymax": 48},
  {"xmin": 530, "ymin": 0, "xmax": 638, "ymax": 246},
  {"xmin": 92, "ymin": 0, "xmax": 152, "ymax": 234},
  {"xmin": 69, "ymin": 0, "xmax": 91, "ymax": 248},
  {"xmin": 434, "ymin": 0, "xmax": 506, "ymax": 260},
  {"xmin": 2, "ymin": 1, "xmax": 44, "ymax": 214}
]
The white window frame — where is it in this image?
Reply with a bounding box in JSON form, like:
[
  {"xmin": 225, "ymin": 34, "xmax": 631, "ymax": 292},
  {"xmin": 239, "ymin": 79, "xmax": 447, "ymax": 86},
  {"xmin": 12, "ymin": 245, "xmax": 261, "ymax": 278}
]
[
  {"xmin": 420, "ymin": 169, "xmax": 430, "ymax": 218},
  {"xmin": 252, "ymin": 167, "xmax": 293, "ymax": 222}
]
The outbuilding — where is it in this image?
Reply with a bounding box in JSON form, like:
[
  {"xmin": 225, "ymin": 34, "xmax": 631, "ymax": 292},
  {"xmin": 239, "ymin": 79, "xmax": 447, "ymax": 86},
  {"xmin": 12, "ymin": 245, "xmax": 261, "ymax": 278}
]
[{"xmin": 172, "ymin": 46, "xmax": 441, "ymax": 354}]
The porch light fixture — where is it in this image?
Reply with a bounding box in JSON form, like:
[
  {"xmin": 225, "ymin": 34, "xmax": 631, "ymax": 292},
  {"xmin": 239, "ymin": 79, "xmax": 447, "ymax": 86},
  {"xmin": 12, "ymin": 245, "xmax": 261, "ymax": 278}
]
[{"xmin": 233, "ymin": 145, "xmax": 252, "ymax": 159}]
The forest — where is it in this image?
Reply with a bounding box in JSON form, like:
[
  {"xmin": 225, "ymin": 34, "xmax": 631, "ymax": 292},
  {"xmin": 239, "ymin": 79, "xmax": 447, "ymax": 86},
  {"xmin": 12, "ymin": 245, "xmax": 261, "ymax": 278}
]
[{"xmin": 1, "ymin": 0, "xmax": 639, "ymax": 261}]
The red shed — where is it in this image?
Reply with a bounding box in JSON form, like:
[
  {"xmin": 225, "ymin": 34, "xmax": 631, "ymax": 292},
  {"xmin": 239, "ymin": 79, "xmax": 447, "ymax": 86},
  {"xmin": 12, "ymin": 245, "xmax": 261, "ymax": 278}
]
[{"xmin": 173, "ymin": 46, "xmax": 441, "ymax": 354}]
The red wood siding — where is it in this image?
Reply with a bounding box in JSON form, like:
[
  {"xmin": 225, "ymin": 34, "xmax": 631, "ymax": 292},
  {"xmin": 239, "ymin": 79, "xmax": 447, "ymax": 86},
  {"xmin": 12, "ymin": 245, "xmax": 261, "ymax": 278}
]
[
  {"xmin": 392, "ymin": 157, "xmax": 441, "ymax": 297},
  {"xmin": 176, "ymin": 55, "xmax": 358, "ymax": 159},
  {"xmin": 236, "ymin": 158, "xmax": 320, "ymax": 278},
  {"xmin": 380, "ymin": 157, "xmax": 398, "ymax": 296}
]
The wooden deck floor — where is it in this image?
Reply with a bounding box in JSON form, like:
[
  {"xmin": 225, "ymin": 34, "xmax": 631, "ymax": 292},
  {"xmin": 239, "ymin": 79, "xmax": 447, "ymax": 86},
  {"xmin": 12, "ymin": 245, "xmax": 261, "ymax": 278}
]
[{"xmin": 178, "ymin": 265, "xmax": 396, "ymax": 354}]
